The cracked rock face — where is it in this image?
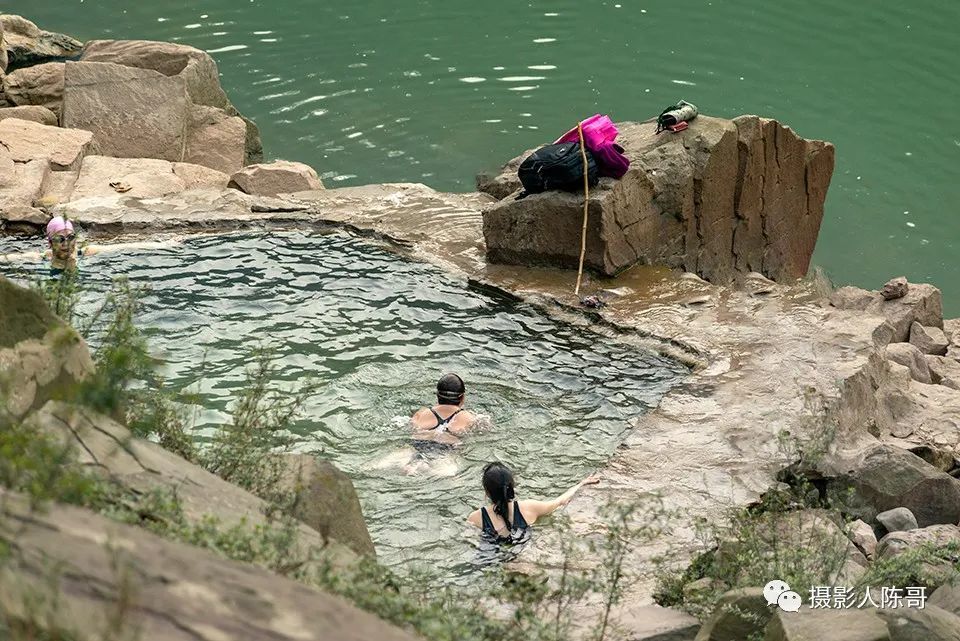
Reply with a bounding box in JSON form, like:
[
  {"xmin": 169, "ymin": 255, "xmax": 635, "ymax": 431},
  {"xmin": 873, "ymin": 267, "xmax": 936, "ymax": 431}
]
[{"xmin": 480, "ymin": 114, "xmax": 834, "ymax": 282}]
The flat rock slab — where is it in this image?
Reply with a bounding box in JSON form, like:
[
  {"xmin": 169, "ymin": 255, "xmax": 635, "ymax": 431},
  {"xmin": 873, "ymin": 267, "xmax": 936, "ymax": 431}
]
[
  {"xmin": 68, "ymin": 155, "xmax": 228, "ymax": 201},
  {"xmin": 61, "ymin": 60, "xmax": 190, "ymax": 162},
  {"xmin": 0, "ymin": 117, "xmax": 92, "ymax": 170},
  {"xmin": 0, "ymin": 489, "xmax": 420, "ymax": 641}
]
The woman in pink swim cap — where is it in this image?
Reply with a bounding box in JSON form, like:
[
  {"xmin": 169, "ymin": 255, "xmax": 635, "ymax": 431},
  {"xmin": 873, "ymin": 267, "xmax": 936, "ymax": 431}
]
[{"xmin": 44, "ymin": 216, "xmax": 99, "ymax": 275}]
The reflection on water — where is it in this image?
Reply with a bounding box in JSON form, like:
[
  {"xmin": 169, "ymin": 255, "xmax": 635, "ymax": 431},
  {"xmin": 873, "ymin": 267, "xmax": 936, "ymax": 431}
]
[{"xmin": 2, "ymin": 231, "xmax": 687, "ymax": 576}]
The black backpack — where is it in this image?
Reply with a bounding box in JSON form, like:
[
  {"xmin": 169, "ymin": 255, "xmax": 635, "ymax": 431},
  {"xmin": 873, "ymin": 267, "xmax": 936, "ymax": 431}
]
[{"xmin": 516, "ymin": 142, "xmax": 598, "ymax": 199}]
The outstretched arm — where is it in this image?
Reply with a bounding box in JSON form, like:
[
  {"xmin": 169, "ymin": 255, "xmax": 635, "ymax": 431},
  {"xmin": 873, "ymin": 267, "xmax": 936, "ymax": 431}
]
[
  {"xmin": 0, "ymin": 250, "xmax": 44, "ymax": 263},
  {"xmin": 82, "ymin": 239, "xmax": 180, "ymax": 256},
  {"xmin": 521, "ymin": 475, "xmax": 600, "ymax": 523}
]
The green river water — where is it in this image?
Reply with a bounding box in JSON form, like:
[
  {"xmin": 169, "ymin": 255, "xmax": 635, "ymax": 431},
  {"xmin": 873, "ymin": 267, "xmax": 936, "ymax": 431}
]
[{"xmin": 8, "ymin": 0, "xmax": 960, "ymax": 313}]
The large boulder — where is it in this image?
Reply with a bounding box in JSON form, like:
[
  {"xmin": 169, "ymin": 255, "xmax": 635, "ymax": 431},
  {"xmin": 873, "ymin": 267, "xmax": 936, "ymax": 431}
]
[
  {"xmin": 280, "ymin": 454, "xmax": 376, "ymax": 557},
  {"xmin": 80, "ymin": 39, "xmax": 230, "ymax": 109},
  {"xmin": 0, "ymin": 117, "xmax": 93, "ymax": 170},
  {"xmin": 0, "ymin": 15, "xmax": 82, "ymax": 69},
  {"xmin": 765, "ymin": 606, "xmax": 890, "ymax": 641},
  {"xmin": 79, "ymin": 39, "xmax": 262, "ymax": 165},
  {"xmin": 0, "ymin": 104, "xmax": 57, "ymax": 125},
  {"xmin": 229, "ymin": 160, "xmax": 324, "ymax": 197},
  {"xmin": 60, "ymin": 61, "xmax": 190, "ymax": 162},
  {"xmin": 185, "ymin": 105, "xmax": 246, "ymax": 174},
  {"xmin": 2, "ymin": 61, "xmax": 65, "ymax": 116},
  {"xmin": 0, "ymin": 277, "xmax": 94, "ymax": 420},
  {"xmin": 876, "ymin": 507, "xmax": 919, "ymax": 533},
  {"xmin": 823, "ymin": 444, "xmax": 960, "ymax": 527},
  {"xmin": 481, "ymin": 114, "xmax": 834, "ymax": 282},
  {"xmin": 0, "ymin": 490, "xmax": 420, "ymax": 641},
  {"xmin": 880, "ymin": 604, "xmax": 960, "ymax": 641}
]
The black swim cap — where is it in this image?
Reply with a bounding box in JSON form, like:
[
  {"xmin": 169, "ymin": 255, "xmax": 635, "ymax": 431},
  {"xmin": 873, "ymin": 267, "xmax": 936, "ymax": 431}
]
[{"xmin": 436, "ymin": 373, "xmax": 465, "ymax": 403}]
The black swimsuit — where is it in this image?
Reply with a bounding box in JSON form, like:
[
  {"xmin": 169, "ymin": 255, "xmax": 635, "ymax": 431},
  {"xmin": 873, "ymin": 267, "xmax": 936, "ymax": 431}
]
[
  {"xmin": 429, "ymin": 407, "xmax": 463, "ymax": 429},
  {"xmin": 410, "ymin": 408, "xmax": 463, "ymax": 457},
  {"xmin": 480, "ymin": 503, "xmax": 530, "ymax": 544}
]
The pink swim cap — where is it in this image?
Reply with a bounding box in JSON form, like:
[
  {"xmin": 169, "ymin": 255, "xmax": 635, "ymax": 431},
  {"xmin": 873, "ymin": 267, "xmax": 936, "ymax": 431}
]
[{"xmin": 46, "ymin": 216, "xmax": 75, "ymax": 238}]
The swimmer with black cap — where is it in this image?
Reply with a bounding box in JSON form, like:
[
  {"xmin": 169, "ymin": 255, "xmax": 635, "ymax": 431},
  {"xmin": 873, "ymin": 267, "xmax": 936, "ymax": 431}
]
[{"xmin": 410, "ymin": 373, "xmax": 476, "ymax": 438}]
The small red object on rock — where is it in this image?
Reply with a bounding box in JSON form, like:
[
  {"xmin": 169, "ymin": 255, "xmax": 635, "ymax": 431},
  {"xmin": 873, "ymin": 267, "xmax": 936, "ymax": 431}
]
[{"xmin": 667, "ymin": 122, "xmax": 688, "ymax": 133}]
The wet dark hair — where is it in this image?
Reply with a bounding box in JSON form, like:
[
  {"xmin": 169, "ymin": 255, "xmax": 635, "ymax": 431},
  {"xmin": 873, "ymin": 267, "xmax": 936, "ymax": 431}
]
[
  {"xmin": 436, "ymin": 373, "xmax": 465, "ymax": 405},
  {"xmin": 482, "ymin": 462, "xmax": 515, "ymax": 525}
]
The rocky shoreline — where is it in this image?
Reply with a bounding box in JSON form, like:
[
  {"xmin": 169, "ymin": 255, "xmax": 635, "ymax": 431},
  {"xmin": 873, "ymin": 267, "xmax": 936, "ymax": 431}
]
[{"xmin": 2, "ymin": 12, "xmax": 960, "ymax": 641}]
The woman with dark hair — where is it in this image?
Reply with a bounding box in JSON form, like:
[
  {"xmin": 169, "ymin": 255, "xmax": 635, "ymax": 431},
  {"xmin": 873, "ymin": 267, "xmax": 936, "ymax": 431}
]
[
  {"xmin": 467, "ymin": 462, "xmax": 599, "ymax": 542},
  {"xmin": 410, "ymin": 373, "xmax": 476, "ymax": 437}
]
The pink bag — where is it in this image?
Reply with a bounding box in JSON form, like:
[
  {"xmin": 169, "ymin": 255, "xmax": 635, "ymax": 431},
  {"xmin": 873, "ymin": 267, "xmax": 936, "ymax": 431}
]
[
  {"xmin": 555, "ymin": 114, "xmax": 630, "ymax": 179},
  {"xmin": 554, "ymin": 114, "xmax": 619, "ymax": 148}
]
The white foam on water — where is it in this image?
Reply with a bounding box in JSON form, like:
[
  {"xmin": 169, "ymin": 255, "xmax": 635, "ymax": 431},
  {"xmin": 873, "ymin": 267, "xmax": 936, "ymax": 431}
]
[
  {"xmin": 459, "ymin": 77, "xmax": 486, "ymax": 83},
  {"xmin": 671, "ymin": 79, "xmax": 697, "ymax": 86},
  {"xmin": 533, "ymin": 38, "xmax": 557, "ymax": 43},
  {"xmin": 207, "ymin": 44, "xmax": 248, "ymax": 53}
]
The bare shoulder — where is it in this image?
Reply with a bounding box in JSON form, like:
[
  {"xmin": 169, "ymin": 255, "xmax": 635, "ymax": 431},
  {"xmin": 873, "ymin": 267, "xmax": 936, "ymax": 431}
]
[
  {"xmin": 410, "ymin": 407, "xmax": 434, "ymax": 430},
  {"xmin": 447, "ymin": 410, "xmax": 477, "ymax": 435},
  {"xmin": 517, "ymin": 500, "xmax": 548, "ymax": 524},
  {"xmin": 466, "ymin": 509, "xmax": 482, "ymax": 528}
]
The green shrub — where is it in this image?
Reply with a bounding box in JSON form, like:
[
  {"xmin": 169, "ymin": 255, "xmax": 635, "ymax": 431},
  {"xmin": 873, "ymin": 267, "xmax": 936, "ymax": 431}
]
[
  {"xmin": 858, "ymin": 541, "xmax": 960, "ymax": 589},
  {"xmin": 199, "ymin": 348, "xmax": 305, "ymax": 508},
  {"xmin": 0, "ymin": 412, "xmax": 104, "ymax": 510}
]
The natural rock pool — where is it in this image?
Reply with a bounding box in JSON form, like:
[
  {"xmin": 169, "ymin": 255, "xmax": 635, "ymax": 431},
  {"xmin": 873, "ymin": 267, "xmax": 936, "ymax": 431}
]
[{"xmin": 1, "ymin": 230, "xmax": 688, "ymax": 576}]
